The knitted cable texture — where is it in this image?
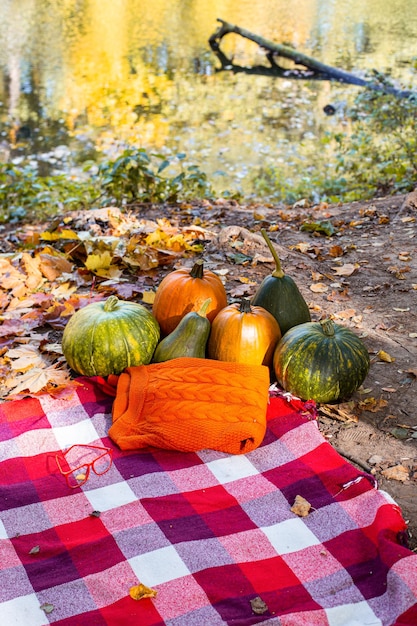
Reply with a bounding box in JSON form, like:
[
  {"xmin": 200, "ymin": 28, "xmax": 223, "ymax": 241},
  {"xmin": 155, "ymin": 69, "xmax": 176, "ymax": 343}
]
[{"xmin": 108, "ymin": 357, "xmax": 270, "ymax": 454}]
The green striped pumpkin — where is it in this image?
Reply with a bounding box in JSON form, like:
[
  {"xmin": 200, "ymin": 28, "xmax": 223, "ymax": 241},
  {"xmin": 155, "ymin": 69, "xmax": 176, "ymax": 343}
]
[
  {"xmin": 62, "ymin": 295, "xmax": 160, "ymax": 376},
  {"xmin": 273, "ymin": 319, "xmax": 370, "ymax": 403}
]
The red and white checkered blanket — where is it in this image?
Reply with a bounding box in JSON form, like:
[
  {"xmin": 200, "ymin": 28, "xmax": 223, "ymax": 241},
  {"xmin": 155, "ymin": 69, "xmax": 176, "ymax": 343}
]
[{"xmin": 1, "ymin": 377, "xmax": 416, "ymax": 625}]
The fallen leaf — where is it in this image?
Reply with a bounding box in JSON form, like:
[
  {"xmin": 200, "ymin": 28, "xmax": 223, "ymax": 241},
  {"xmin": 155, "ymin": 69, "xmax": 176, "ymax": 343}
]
[
  {"xmin": 377, "ymin": 350, "xmax": 395, "ymax": 363},
  {"xmin": 331, "ymin": 263, "xmax": 359, "ymax": 276},
  {"xmin": 129, "ymin": 584, "xmax": 158, "ymax": 601},
  {"xmin": 29, "ymin": 545, "xmax": 40, "ymax": 555},
  {"xmin": 85, "ymin": 251, "xmax": 113, "ymax": 271},
  {"xmin": 40, "ymin": 603, "xmax": 54, "ymax": 615},
  {"xmin": 300, "ymin": 220, "xmax": 336, "ymax": 236},
  {"xmin": 311, "ymin": 271, "xmax": 324, "ymax": 281},
  {"xmin": 22, "ymin": 252, "xmax": 45, "ymax": 290},
  {"xmin": 238, "ymin": 276, "xmax": 257, "ymax": 285},
  {"xmin": 250, "ymin": 596, "xmax": 269, "ymax": 615},
  {"xmin": 292, "ymin": 242, "xmax": 311, "ymax": 254},
  {"xmin": 7, "ymin": 346, "xmax": 46, "ymax": 372},
  {"xmin": 291, "ymin": 494, "xmax": 312, "ymax": 517},
  {"xmin": 4, "ymin": 366, "xmax": 72, "ymax": 396},
  {"xmin": 381, "ymin": 465, "xmax": 409, "ymax": 482},
  {"xmin": 41, "ymin": 228, "xmax": 79, "ymax": 241},
  {"xmin": 310, "ymin": 282, "xmax": 328, "ymax": 293},
  {"xmin": 39, "ymin": 253, "xmax": 74, "ymax": 281},
  {"xmin": 358, "ymin": 397, "xmax": 388, "ymax": 412},
  {"xmin": 389, "ymin": 427, "xmax": 409, "ymax": 440},
  {"xmin": 142, "ymin": 290, "xmax": 156, "ymax": 304},
  {"xmin": 319, "ymin": 403, "xmax": 358, "ymax": 423},
  {"xmin": 333, "ymin": 308, "xmax": 356, "ymax": 320},
  {"xmin": 328, "ymin": 244, "xmax": 344, "ymax": 257}
]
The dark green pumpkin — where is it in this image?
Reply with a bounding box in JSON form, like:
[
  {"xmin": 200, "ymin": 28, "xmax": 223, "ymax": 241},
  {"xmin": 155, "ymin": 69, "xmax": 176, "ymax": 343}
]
[
  {"xmin": 251, "ymin": 228, "xmax": 311, "ymax": 335},
  {"xmin": 152, "ymin": 298, "xmax": 211, "ymax": 362},
  {"xmin": 273, "ymin": 319, "xmax": 370, "ymax": 403},
  {"xmin": 62, "ymin": 295, "xmax": 160, "ymax": 376}
]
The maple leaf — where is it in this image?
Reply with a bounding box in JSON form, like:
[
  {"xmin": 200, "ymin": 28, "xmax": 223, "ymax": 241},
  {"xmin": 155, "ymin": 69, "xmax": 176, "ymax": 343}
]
[
  {"xmin": 7, "ymin": 346, "xmax": 45, "ymax": 372},
  {"xmin": 85, "ymin": 251, "xmax": 113, "ymax": 271},
  {"xmin": 4, "ymin": 366, "xmax": 72, "ymax": 396}
]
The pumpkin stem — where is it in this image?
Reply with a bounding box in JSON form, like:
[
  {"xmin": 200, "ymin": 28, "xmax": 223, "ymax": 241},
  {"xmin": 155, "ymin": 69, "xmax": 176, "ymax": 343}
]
[
  {"xmin": 190, "ymin": 259, "xmax": 204, "ymax": 279},
  {"xmin": 260, "ymin": 229, "xmax": 285, "ymax": 278},
  {"xmin": 103, "ymin": 295, "xmax": 120, "ymax": 312},
  {"xmin": 320, "ymin": 318, "xmax": 335, "ymax": 336},
  {"xmin": 197, "ymin": 298, "xmax": 212, "ymax": 317},
  {"xmin": 239, "ymin": 298, "xmax": 252, "ymax": 314}
]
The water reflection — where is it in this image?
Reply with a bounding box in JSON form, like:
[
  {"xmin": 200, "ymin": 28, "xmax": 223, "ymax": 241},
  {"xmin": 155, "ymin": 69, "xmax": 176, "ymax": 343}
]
[{"xmin": 0, "ymin": 0, "xmax": 416, "ymax": 197}]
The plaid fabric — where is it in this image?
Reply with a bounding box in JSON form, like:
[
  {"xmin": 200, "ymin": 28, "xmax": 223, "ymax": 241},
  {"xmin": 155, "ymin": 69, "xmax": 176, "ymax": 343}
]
[{"xmin": 1, "ymin": 378, "xmax": 416, "ymax": 626}]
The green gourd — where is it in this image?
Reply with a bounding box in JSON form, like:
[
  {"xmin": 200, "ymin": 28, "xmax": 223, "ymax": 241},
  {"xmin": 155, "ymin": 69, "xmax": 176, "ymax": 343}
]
[
  {"xmin": 251, "ymin": 228, "xmax": 311, "ymax": 335},
  {"xmin": 62, "ymin": 295, "xmax": 160, "ymax": 376},
  {"xmin": 152, "ymin": 298, "xmax": 212, "ymax": 362},
  {"xmin": 273, "ymin": 319, "xmax": 370, "ymax": 403}
]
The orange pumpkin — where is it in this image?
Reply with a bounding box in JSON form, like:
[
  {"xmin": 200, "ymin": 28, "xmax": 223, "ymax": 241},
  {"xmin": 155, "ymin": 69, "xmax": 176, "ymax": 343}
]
[
  {"xmin": 207, "ymin": 298, "xmax": 281, "ymax": 367},
  {"xmin": 152, "ymin": 259, "xmax": 227, "ymax": 336}
]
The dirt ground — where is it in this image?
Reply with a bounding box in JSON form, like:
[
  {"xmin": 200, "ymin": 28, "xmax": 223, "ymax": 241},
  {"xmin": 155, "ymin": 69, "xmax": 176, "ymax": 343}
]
[
  {"xmin": 137, "ymin": 191, "xmax": 417, "ymax": 549},
  {"xmin": 2, "ymin": 190, "xmax": 417, "ymax": 549}
]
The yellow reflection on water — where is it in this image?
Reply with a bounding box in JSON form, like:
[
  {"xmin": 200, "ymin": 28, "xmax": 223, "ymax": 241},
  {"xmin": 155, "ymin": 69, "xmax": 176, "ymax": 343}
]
[{"xmin": 0, "ymin": 0, "xmax": 416, "ymax": 195}]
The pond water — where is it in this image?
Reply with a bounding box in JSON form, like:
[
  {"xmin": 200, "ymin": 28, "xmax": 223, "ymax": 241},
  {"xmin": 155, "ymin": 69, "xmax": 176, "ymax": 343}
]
[{"xmin": 0, "ymin": 0, "xmax": 416, "ymax": 199}]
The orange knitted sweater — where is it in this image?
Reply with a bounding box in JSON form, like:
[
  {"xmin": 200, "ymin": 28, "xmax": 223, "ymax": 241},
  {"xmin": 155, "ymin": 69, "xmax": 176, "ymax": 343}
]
[{"xmin": 108, "ymin": 357, "xmax": 270, "ymax": 455}]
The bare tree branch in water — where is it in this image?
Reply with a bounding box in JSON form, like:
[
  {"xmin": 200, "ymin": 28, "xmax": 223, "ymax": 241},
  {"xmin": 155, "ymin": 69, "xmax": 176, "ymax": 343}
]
[{"xmin": 208, "ymin": 19, "xmax": 414, "ymax": 99}]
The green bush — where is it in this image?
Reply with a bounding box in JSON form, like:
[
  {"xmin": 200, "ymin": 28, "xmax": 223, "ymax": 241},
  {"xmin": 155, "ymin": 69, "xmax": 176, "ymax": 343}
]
[
  {"xmin": 252, "ymin": 85, "xmax": 417, "ymax": 204},
  {"xmin": 0, "ymin": 149, "xmax": 213, "ymax": 223}
]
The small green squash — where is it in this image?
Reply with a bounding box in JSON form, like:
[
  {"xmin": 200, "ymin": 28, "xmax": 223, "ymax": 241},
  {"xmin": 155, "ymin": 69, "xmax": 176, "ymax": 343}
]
[
  {"xmin": 273, "ymin": 319, "xmax": 370, "ymax": 403},
  {"xmin": 251, "ymin": 228, "xmax": 311, "ymax": 335},
  {"xmin": 62, "ymin": 295, "xmax": 160, "ymax": 376},
  {"xmin": 152, "ymin": 298, "xmax": 211, "ymax": 362}
]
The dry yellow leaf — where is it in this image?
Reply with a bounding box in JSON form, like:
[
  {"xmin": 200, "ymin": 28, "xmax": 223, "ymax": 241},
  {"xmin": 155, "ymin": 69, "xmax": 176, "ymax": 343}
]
[
  {"xmin": 142, "ymin": 290, "xmax": 156, "ymax": 304},
  {"xmin": 377, "ymin": 350, "xmax": 395, "ymax": 363},
  {"xmin": 290, "ymin": 495, "xmax": 311, "ymax": 517},
  {"xmin": 129, "ymin": 584, "xmax": 158, "ymax": 601},
  {"xmin": 40, "ymin": 228, "xmax": 79, "ymax": 241},
  {"xmin": 85, "ymin": 251, "xmax": 113, "ymax": 271}
]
